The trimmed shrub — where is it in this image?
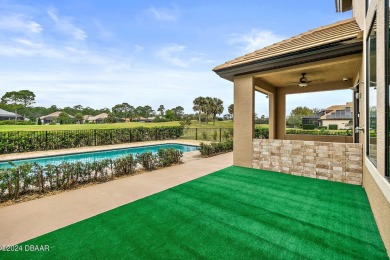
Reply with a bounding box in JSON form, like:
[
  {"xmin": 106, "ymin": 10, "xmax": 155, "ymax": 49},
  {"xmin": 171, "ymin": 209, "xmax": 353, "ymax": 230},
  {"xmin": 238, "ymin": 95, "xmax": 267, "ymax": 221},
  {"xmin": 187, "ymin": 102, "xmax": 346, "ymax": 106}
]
[
  {"xmin": 199, "ymin": 140, "xmax": 233, "ymax": 157},
  {"xmin": 302, "ymin": 124, "xmax": 315, "ymax": 130},
  {"xmin": 0, "ymin": 148, "xmax": 184, "ymax": 203},
  {"xmin": 136, "ymin": 152, "xmax": 158, "ymax": 171},
  {"xmin": 285, "ymin": 128, "xmax": 351, "ymax": 136},
  {"xmin": 0, "ymin": 120, "xmax": 35, "ymax": 125},
  {"xmin": 255, "ymin": 128, "xmax": 269, "ymax": 139},
  {"xmin": 329, "ymin": 124, "xmax": 338, "ymax": 130},
  {"xmin": 157, "ymin": 148, "xmax": 183, "ymax": 167}
]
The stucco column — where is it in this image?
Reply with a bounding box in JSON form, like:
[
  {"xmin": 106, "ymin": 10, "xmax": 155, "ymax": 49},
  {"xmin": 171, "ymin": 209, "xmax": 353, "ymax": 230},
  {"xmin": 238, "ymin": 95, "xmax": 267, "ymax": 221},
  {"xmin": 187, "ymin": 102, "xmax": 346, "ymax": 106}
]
[
  {"xmin": 275, "ymin": 88, "xmax": 286, "ymax": 139},
  {"xmin": 233, "ymin": 76, "xmax": 255, "ymax": 167},
  {"xmin": 268, "ymin": 93, "xmax": 276, "ymax": 139}
]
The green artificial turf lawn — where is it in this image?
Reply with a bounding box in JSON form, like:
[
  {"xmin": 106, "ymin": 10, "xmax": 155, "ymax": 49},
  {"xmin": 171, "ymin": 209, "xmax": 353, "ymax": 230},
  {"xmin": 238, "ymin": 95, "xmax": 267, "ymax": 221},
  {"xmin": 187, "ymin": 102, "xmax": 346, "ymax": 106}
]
[{"xmin": 1, "ymin": 166, "xmax": 388, "ymax": 259}]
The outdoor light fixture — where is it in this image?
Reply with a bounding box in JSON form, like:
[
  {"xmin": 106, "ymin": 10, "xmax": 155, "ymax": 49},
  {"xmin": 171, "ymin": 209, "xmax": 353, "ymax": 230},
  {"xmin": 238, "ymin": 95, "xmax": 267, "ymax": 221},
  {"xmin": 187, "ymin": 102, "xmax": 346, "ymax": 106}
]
[
  {"xmin": 350, "ymin": 81, "xmax": 364, "ymax": 91},
  {"xmin": 298, "ymin": 82, "xmax": 308, "ymax": 87}
]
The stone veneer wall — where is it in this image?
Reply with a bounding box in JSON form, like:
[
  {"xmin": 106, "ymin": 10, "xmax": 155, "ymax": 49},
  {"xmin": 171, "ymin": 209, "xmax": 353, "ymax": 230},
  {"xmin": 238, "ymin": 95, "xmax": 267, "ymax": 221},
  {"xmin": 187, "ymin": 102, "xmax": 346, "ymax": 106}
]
[{"xmin": 252, "ymin": 139, "xmax": 363, "ymax": 185}]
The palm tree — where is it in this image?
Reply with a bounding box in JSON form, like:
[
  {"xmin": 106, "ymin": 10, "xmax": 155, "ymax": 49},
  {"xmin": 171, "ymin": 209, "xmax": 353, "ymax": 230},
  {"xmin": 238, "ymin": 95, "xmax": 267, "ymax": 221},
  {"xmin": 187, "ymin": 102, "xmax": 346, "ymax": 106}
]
[
  {"xmin": 204, "ymin": 97, "xmax": 214, "ymax": 123},
  {"xmin": 210, "ymin": 98, "xmax": 224, "ymax": 125},
  {"xmin": 193, "ymin": 97, "xmax": 205, "ymax": 125},
  {"xmin": 157, "ymin": 105, "xmax": 165, "ymax": 116},
  {"xmin": 228, "ymin": 104, "xmax": 234, "ymax": 120}
]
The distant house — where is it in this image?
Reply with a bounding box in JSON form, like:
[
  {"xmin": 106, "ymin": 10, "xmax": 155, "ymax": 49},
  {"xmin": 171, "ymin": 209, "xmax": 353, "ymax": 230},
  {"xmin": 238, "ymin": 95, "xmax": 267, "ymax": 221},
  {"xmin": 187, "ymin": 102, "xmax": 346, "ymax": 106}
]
[
  {"xmin": 0, "ymin": 108, "xmax": 24, "ymax": 121},
  {"xmin": 86, "ymin": 113, "xmax": 108, "ymax": 123},
  {"xmin": 40, "ymin": 111, "xmax": 74, "ymax": 124},
  {"xmin": 301, "ymin": 111, "xmax": 326, "ymax": 128},
  {"xmin": 132, "ymin": 117, "xmax": 155, "ymax": 122},
  {"xmin": 319, "ymin": 102, "xmax": 353, "ymax": 129}
]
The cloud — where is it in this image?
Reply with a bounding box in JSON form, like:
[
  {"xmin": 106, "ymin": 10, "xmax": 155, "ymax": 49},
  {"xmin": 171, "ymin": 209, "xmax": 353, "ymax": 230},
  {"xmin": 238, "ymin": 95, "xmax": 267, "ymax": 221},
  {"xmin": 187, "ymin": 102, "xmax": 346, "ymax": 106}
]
[
  {"xmin": 92, "ymin": 19, "xmax": 112, "ymax": 39},
  {"xmin": 156, "ymin": 44, "xmax": 205, "ymax": 68},
  {"xmin": 156, "ymin": 44, "xmax": 188, "ymax": 67},
  {"xmin": 0, "ymin": 14, "xmax": 42, "ymax": 33},
  {"xmin": 147, "ymin": 6, "xmax": 178, "ymax": 21},
  {"xmin": 47, "ymin": 8, "xmax": 87, "ymax": 40},
  {"xmin": 229, "ymin": 29, "xmax": 285, "ymax": 54}
]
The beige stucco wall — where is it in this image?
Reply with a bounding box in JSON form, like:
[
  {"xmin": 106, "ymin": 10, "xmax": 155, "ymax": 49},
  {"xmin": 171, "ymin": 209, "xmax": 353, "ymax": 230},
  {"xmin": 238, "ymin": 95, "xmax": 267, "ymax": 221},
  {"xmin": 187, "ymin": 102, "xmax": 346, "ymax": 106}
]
[
  {"xmin": 353, "ymin": 0, "xmax": 366, "ymax": 29},
  {"xmin": 233, "ymin": 76, "xmax": 254, "ymax": 167},
  {"xmin": 356, "ymin": 0, "xmax": 390, "ymax": 255}
]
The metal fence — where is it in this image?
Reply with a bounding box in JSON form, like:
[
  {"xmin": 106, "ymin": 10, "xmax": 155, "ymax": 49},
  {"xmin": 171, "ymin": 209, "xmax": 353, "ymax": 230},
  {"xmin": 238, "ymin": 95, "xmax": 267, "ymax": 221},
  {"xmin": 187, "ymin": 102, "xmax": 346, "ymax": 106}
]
[
  {"xmin": 0, "ymin": 127, "xmax": 236, "ymax": 154},
  {"xmin": 180, "ymin": 128, "xmax": 233, "ymax": 142},
  {"xmin": 0, "ymin": 127, "xmax": 184, "ymax": 154}
]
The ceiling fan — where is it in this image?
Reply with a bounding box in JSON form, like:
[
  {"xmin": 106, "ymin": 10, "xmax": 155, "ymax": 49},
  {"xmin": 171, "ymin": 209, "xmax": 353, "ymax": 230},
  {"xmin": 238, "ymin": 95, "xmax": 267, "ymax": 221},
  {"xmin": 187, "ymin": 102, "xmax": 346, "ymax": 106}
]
[
  {"xmin": 297, "ymin": 73, "xmax": 310, "ymax": 87},
  {"xmin": 283, "ymin": 73, "xmax": 324, "ymax": 87}
]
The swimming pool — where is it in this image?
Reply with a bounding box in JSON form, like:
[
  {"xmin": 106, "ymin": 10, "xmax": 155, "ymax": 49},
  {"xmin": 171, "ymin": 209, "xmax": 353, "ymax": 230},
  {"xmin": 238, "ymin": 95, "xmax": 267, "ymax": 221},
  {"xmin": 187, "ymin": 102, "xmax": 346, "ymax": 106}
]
[{"xmin": 0, "ymin": 143, "xmax": 199, "ymax": 169}]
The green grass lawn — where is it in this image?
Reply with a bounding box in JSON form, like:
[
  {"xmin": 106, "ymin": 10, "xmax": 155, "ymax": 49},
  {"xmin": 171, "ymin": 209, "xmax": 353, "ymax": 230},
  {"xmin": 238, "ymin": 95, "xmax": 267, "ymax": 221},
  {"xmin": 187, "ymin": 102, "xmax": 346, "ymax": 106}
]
[
  {"xmin": 1, "ymin": 166, "xmax": 387, "ymax": 259},
  {"xmin": 0, "ymin": 120, "xmax": 235, "ymax": 132}
]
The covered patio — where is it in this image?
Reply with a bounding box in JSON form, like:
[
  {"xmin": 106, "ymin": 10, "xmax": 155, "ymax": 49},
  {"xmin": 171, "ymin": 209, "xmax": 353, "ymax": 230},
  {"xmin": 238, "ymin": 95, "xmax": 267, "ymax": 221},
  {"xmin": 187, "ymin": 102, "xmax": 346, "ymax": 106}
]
[
  {"xmin": 0, "ymin": 165, "xmax": 387, "ymax": 259},
  {"xmin": 213, "ymin": 18, "xmax": 364, "ymax": 185}
]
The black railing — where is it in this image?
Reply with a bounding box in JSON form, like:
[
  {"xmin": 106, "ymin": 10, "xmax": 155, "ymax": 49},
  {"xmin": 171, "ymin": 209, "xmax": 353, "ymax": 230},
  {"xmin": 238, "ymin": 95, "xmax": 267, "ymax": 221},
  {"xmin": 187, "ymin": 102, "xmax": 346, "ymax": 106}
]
[
  {"xmin": 0, "ymin": 126, "xmax": 184, "ymax": 154},
  {"xmin": 180, "ymin": 128, "xmax": 233, "ymax": 142}
]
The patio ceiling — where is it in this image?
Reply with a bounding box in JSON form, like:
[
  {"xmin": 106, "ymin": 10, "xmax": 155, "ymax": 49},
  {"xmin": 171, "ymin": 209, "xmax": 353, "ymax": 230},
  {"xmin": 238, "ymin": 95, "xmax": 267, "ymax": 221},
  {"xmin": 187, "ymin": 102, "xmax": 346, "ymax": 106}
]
[{"xmin": 253, "ymin": 53, "xmax": 361, "ymax": 91}]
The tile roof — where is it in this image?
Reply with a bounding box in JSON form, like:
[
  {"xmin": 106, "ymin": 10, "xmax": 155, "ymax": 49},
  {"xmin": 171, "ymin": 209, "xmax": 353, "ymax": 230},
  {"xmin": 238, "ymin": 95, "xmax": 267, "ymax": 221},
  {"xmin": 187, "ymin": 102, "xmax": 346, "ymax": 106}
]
[
  {"xmin": 213, "ymin": 18, "xmax": 361, "ymax": 71},
  {"xmin": 0, "ymin": 108, "xmax": 22, "ymax": 117},
  {"xmin": 40, "ymin": 111, "xmax": 74, "ymax": 119}
]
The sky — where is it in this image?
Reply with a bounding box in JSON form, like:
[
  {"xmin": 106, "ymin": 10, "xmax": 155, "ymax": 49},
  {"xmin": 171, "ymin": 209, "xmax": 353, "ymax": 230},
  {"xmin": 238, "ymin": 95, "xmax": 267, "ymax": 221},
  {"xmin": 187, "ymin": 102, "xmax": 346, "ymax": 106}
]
[{"xmin": 0, "ymin": 0, "xmax": 353, "ymax": 116}]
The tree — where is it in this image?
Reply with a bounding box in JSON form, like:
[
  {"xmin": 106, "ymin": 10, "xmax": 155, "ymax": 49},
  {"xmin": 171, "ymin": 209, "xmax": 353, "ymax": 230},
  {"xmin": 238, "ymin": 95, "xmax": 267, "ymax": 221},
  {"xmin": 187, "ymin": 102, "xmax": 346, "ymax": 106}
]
[
  {"xmin": 112, "ymin": 103, "xmax": 134, "ymax": 121},
  {"xmin": 286, "ymin": 106, "xmax": 314, "ymax": 128},
  {"xmin": 104, "ymin": 113, "xmax": 117, "ymax": 123},
  {"xmin": 210, "ymin": 98, "xmax": 224, "ymax": 125},
  {"xmin": 37, "ymin": 118, "xmax": 42, "ymax": 125},
  {"xmin": 18, "ymin": 90, "xmax": 36, "ymax": 108},
  {"xmin": 172, "ymin": 106, "xmax": 184, "ymax": 120},
  {"xmin": 228, "ymin": 104, "xmax": 234, "ymax": 120},
  {"xmin": 179, "ymin": 115, "xmax": 192, "ymax": 128},
  {"xmin": 157, "ymin": 105, "xmax": 165, "ymax": 116},
  {"xmin": 58, "ymin": 112, "xmax": 71, "ymax": 124},
  {"xmin": 165, "ymin": 109, "xmax": 176, "ymax": 121},
  {"xmin": 75, "ymin": 112, "xmax": 84, "ymax": 124},
  {"xmin": 73, "ymin": 105, "xmax": 83, "ymax": 111},
  {"xmin": 193, "ymin": 96, "xmax": 206, "ymax": 125},
  {"xmin": 135, "ymin": 106, "xmax": 146, "ymax": 118},
  {"xmin": 1, "ymin": 91, "xmax": 23, "ymax": 121},
  {"xmin": 143, "ymin": 105, "xmax": 154, "ymax": 118}
]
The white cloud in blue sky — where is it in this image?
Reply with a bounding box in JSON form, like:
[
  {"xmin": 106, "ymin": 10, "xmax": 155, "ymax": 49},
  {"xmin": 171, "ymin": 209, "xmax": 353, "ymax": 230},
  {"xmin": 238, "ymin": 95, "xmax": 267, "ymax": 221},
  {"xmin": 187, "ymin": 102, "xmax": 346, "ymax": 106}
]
[{"xmin": 0, "ymin": 1, "xmax": 352, "ymax": 115}]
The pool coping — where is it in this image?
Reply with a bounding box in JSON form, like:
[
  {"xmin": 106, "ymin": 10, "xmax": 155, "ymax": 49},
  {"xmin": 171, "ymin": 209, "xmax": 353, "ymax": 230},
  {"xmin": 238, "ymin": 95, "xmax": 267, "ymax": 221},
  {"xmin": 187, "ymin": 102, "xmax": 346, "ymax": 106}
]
[{"xmin": 0, "ymin": 139, "xmax": 206, "ymax": 163}]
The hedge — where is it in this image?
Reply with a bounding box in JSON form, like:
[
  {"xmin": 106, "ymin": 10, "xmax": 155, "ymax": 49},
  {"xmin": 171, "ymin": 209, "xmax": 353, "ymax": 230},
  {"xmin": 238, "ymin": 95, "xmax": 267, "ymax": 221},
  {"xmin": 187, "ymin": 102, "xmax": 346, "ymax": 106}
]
[
  {"xmin": 0, "ymin": 120, "xmax": 35, "ymax": 125},
  {"xmin": 0, "ymin": 126, "xmax": 184, "ymax": 154},
  {"xmin": 285, "ymin": 128, "xmax": 351, "ymax": 136},
  {"xmin": 199, "ymin": 140, "xmax": 233, "ymax": 157},
  {"xmin": 328, "ymin": 124, "xmax": 338, "ymax": 130},
  {"xmin": 0, "ymin": 148, "xmax": 183, "ymax": 203},
  {"xmin": 302, "ymin": 124, "xmax": 315, "ymax": 130},
  {"xmin": 253, "ymin": 127, "xmax": 352, "ymax": 138}
]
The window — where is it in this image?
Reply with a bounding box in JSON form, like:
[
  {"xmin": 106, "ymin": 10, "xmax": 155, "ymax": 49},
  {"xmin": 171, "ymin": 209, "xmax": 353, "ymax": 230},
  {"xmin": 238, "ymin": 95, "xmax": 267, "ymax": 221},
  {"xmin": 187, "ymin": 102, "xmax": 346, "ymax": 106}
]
[{"xmin": 367, "ymin": 16, "xmax": 377, "ymax": 166}]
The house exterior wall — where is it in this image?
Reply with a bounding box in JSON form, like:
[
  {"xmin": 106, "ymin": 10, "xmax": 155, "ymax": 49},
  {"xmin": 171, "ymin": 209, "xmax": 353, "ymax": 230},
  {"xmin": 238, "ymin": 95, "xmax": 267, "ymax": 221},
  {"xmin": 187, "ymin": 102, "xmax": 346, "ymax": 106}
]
[
  {"xmin": 321, "ymin": 119, "xmax": 352, "ymax": 129},
  {"xmin": 358, "ymin": 0, "xmax": 390, "ymax": 254}
]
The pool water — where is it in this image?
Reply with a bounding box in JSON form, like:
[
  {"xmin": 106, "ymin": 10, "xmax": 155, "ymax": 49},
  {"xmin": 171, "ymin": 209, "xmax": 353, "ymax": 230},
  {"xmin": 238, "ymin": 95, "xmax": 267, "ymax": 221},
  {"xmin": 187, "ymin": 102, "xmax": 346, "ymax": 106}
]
[{"xmin": 0, "ymin": 144, "xmax": 199, "ymax": 169}]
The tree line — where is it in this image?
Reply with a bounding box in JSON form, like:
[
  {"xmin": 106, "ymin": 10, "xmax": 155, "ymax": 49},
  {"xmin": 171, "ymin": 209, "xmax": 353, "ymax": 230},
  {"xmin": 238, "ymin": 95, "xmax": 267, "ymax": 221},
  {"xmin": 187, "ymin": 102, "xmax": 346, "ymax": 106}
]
[{"xmin": 0, "ymin": 90, "xmax": 233, "ymax": 125}]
